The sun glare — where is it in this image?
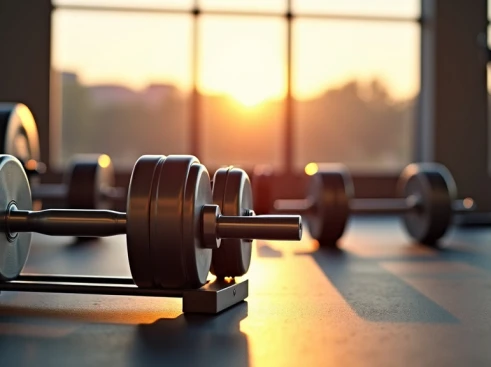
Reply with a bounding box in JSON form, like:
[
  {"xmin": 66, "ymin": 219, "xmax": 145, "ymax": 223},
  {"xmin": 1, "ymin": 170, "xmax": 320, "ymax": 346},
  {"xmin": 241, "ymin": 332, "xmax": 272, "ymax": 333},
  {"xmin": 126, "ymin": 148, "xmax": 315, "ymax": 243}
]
[{"xmin": 230, "ymin": 87, "xmax": 272, "ymax": 107}]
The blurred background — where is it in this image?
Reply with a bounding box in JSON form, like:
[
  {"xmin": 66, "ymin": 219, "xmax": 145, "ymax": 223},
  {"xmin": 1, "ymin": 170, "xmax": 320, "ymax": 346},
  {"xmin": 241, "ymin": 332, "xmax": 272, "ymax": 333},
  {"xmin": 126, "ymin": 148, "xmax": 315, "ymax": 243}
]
[
  {"xmin": 50, "ymin": 0, "xmax": 419, "ymax": 171},
  {"xmin": 1, "ymin": 0, "xmax": 491, "ymax": 211}
]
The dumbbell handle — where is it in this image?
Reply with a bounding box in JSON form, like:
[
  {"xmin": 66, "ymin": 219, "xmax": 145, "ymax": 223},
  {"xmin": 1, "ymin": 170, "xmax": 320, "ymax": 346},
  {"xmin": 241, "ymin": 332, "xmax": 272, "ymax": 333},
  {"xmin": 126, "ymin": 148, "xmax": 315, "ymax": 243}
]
[
  {"xmin": 5, "ymin": 206, "xmax": 301, "ymax": 241},
  {"xmin": 350, "ymin": 197, "xmax": 475, "ymax": 214},
  {"xmin": 31, "ymin": 184, "xmax": 126, "ymax": 202},
  {"xmin": 216, "ymin": 215, "xmax": 301, "ymax": 240},
  {"xmin": 274, "ymin": 196, "xmax": 475, "ymax": 214},
  {"xmin": 350, "ymin": 198, "xmax": 419, "ymax": 214},
  {"xmin": 7, "ymin": 209, "xmax": 127, "ymax": 237}
]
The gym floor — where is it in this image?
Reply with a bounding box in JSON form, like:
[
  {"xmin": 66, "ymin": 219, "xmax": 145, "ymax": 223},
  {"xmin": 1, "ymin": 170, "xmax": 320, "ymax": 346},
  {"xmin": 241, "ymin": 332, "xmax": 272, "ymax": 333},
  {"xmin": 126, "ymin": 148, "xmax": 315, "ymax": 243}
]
[{"xmin": 1, "ymin": 216, "xmax": 491, "ymax": 366}]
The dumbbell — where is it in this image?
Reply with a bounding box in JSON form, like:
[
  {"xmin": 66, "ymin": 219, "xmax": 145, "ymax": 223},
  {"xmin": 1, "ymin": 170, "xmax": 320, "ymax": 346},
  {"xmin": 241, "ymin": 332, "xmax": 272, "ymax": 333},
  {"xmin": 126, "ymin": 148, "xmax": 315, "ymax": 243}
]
[
  {"xmin": 273, "ymin": 163, "xmax": 474, "ymax": 246},
  {"xmin": 0, "ymin": 154, "xmax": 302, "ymax": 288},
  {"xmin": 31, "ymin": 154, "xmax": 126, "ymax": 210},
  {"xmin": 0, "ymin": 102, "xmax": 125, "ymax": 209},
  {"xmin": 0, "ymin": 102, "xmax": 45, "ymax": 177}
]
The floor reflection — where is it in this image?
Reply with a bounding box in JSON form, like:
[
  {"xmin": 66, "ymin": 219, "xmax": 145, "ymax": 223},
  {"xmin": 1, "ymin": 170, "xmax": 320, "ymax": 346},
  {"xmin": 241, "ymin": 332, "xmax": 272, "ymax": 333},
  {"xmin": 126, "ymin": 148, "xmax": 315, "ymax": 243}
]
[
  {"xmin": 0, "ymin": 301, "xmax": 249, "ymax": 367},
  {"xmin": 133, "ymin": 302, "xmax": 249, "ymax": 367}
]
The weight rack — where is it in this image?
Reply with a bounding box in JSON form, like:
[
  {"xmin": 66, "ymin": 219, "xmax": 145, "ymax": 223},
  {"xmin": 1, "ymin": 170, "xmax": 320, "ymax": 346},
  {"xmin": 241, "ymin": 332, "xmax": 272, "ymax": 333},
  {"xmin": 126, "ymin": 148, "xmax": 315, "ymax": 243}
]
[{"xmin": 0, "ymin": 274, "xmax": 248, "ymax": 314}]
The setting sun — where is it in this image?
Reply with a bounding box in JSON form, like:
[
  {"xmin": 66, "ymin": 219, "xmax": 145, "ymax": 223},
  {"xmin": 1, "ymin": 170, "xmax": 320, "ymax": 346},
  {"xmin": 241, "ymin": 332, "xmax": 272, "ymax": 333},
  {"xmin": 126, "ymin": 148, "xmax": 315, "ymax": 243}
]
[
  {"xmin": 52, "ymin": 11, "xmax": 418, "ymax": 103},
  {"xmin": 231, "ymin": 90, "xmax": 266, "ymax": 107},
  {"xmin": 228, "ymin": 82, "xmax": 279, "ymax": 107},
  {"xmin": 198, "ymin": 16, "xmax": 286, "ymax": 107}
]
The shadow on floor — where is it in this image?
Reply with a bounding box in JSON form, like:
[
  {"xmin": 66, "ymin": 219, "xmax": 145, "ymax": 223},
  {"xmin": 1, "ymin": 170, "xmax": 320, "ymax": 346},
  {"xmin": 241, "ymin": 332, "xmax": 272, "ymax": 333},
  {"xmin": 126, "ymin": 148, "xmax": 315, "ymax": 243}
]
[
  {"xmin": 298, "ymin": 245, "xmax": 459, "ymax": 324},
  {"xmin": 0, "ymin": 300, "xmax": 250, "ymax": 367}
]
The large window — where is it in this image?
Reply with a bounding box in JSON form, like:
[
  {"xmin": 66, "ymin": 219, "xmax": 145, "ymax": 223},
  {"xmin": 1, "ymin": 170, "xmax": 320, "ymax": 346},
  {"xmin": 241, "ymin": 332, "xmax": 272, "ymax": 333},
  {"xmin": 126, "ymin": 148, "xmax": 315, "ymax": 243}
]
[
  {"xmin": 293, "ymin": 19, "xmax": 419, "ymax": 171},
  {"xmin": 51, "ymin": 0, "xmax": 420, "ymax": 172},
  {"xmin": 51, "ymin": 8, "xmax": 192, "ymax": 169},
  {"xmin": 199, "ymin": 16, "xmax": 286, "ymax": 169}
]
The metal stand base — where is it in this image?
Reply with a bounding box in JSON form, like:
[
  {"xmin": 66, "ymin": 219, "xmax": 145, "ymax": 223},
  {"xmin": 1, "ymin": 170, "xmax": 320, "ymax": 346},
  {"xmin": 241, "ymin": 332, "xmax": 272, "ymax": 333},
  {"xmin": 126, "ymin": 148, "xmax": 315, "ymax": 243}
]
[{"xmin": 0, "ymin": 274, "xmax": 248, "ymax": 314}]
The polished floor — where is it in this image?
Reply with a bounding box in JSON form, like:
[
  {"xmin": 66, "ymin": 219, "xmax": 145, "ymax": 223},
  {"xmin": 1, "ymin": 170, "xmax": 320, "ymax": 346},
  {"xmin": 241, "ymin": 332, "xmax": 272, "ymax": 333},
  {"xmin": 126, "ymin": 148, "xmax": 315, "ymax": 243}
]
[{"xmin": 1, "ymin": 217, "xmax": 491, "ymax": 366}]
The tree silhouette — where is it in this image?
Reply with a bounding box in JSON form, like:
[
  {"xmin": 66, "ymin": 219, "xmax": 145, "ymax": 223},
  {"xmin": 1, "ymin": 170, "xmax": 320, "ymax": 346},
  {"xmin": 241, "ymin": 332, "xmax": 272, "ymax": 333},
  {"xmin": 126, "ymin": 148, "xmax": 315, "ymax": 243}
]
[{"xmin": 58, "ymin": 72, "xmax": 416, "ymax": 170}]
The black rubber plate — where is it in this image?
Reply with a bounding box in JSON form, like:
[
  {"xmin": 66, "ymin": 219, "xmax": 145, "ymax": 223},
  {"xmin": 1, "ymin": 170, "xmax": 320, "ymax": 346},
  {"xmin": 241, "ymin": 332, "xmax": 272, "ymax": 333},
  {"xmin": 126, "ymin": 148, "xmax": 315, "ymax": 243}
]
[
  {"xmin": 150, "ymin": 155, "xmax": 212, "ymax": 289},
  {"xmin": 182, "ymin": 164, "xmax": 213, "ymax": 287},
  {"xmin": 399, "ymin": 163, "xmax": 456, "ymax": 245},
  {"xmin": 126, "ymin": 155, "xmax": 166, "ymax": 288},
  {"xmin": 211, "ymin": 167, "xmax": 253, "ymax": 277},
  {"xmin": 307, "ymin": 164, "xmax": 353, "ymax": 246},
  {"xmin": 65, "ymin": 154, "xmax": 115, "ymax": 209}
]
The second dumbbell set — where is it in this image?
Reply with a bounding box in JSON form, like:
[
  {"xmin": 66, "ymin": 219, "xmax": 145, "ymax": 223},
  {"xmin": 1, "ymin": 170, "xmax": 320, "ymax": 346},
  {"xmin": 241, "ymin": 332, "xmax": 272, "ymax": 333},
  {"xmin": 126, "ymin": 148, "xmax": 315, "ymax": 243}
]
[{"xmin": 271, "ymin": 163, "xmax": 474, "ymax": 245}]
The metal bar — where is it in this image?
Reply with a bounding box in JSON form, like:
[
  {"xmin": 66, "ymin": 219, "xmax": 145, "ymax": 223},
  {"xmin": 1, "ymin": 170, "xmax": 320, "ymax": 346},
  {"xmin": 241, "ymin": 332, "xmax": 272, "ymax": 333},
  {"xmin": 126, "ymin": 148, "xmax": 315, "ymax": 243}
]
[
  {"xmin": 54, "ymin": 4, "xmax": 420, "ymax": 23},
  {"xmin": 287, "ymin": 13, "xmax": 420, "ymax": 23},
  {"xmin": 284, "ymin": 2, "xmax": 294, "ymax": 174},
  {"xmin": 53, "ymin": 4, "xmax": 192, "ymax": 15},
  {"xmin": 17, "ymin": 274, "xmax": 135, "ymax": 285},
  {"xmin": 350, "ymin": 198, "xmax": 413, "ymax": 214},
  {"xmin": 7, "ymin": 209, "xmax": 127, "ymax": 237},
  {"xmin": 0, "ymin": 277, "xmax": 249, "ymax": 314},
  {"xmin": 274, "ymin": 196, "xmax": 477, "ymax": 216},
  {"xmin": 0, "ymin": 281, "xmax": 182, "ymax": 298},
  {"xmin": 351, "ymin": 197, "xmax": 477, "ymax": 215},
  {"xmin": 452, "ymin": 198, "xmax": 476, "ymax": 213},
  {"xmin": 190, "ymin": 6, "xmax": 201, "ymax": 157},
  {"xmin": 217, "ymin": 214, "xmax": 302, "ymax": 240}
]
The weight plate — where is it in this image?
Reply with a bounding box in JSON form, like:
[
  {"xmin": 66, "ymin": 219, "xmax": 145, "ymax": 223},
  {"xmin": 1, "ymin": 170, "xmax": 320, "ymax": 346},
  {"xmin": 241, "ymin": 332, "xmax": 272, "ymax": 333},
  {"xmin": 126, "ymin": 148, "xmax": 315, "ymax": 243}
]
[
  {"xmin": 0, "ymin": 155, "xmax": 32, "ymax": 280},
  {"xmin": 211, "ymin": 167, "xmax": 253, "ymax": 277},
  {"xmin": 126, "ymin": 155, "xmax": 166, "ymax": 288},
  {"xmin": 65, "ymin": 154, "xmax": 115, "ymax": 209},
  {"xmin": 251, "ymin": 165, "xmax": 274, "ymax": 215},
  {"xmin": 399, "ymin": 163, "xmax": 456, "ymax": 245},
  {"xmin": 307, "ymin": 164, "xmax": 353, "ymax": 246},
  {"xmin": 0, "ymin": 103, "xmax": 40, "ymax": 165},
  {"xmin": 150, "ymin": 155, "xmax": 201, "ymax": 289},
  {"xmin": 182, "ymin": 163, "xmax": 213, "ymax": 287}
]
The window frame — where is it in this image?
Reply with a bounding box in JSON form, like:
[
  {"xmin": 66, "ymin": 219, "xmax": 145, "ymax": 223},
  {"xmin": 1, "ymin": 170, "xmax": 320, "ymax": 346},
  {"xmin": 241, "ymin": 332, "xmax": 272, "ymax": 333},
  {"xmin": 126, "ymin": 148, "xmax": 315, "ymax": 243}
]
[
  {"xmin": 45, "ymin": 1, "xmax": 422, "ymax": 198},
  {"xmin": 0, "ymin": 0, "xmax": 432, "ymax": 204}
]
